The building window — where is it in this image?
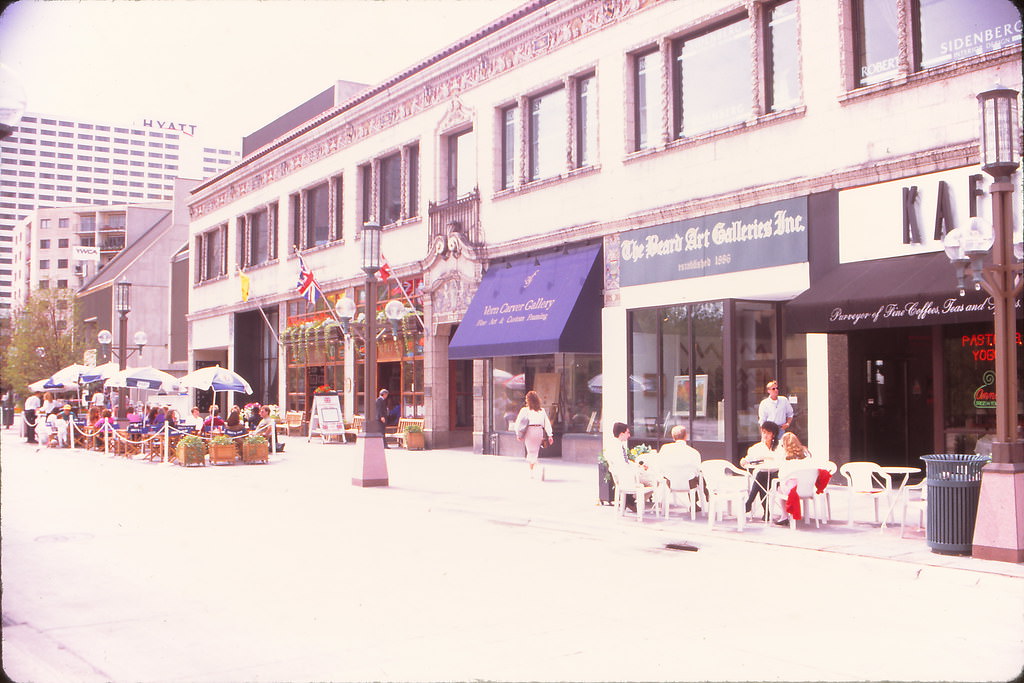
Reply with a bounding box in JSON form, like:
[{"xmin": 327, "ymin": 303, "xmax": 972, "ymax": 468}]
[
  {"xmin": 528, "ymin": 87, "xmax": 567, "ymax": 181},
  {"xmin": 40, "ymin": 239, "xmax": 50, "ymax": 249},
  {"xmin": 40, "ymin": 219, "xmax": 51, "ymax": 228},
  {"xmin": 57, "ymin": 259, "xmax": 68, "ymax": 269},
  {"xmin": 305, "ymin": 182, "xmax": 330, "ymax": 248},
  {"xmin": 633, "ymin": 49, "xmax": 661, "ymax": 151},
  {"xmin": 242, "ymin": 205, "xmax": 275, "ymax": 268},
  {"xmin": 58, "ymin": 238, "xmax": 68, "ymax": 248},
  {"xmin": 360, "ymin": 164, "xmax": 372, "ymax": 225},
  {"xmin": 674, "ymin": 18, "xmax": 752, "ymax": 138},
  {"xmin": 81, "ymin": 216, "xmax": 96, "ymax": 230},
  {"xmin": 500, "ymin": 106, "xmax": 518, "ymax": 190},
  {"xmin": 196, "ymin": 224, "xmax": 227, "ymax": 283},
  {"xmin": 850, "ymin": 0, "xmax": 1019, "ymax": 88},
  {"xmin": 332, "ymin": 175, "xmax": 343, "ymax": 241},
  {"xmin": 57, "ymin": 280, "xmax": 68, "ymax": 289},
  {"xmin": 39, "ymin": 259, "xmax": 50, "ymax": 269},
  {"xmin": 407, "ymin": 143, "xmax": 419, "ymax": 219},
  {"xmin": 766, "ymin": 1, "xmax": 801, "ymax": 111},
  {"xmin": 446, "ymin": 129, "xmax": 476, "ymax": 200},
  {"xmin": 38, "ymin": 280, "xmax": 48, "ymax": 289},
  {"xmin": 379, "ymin": 152, "xmax": 402, "ymax": 225},
  {"xmin": 575, "ymin": 73, "xmax": 597, "ymax": 168}
]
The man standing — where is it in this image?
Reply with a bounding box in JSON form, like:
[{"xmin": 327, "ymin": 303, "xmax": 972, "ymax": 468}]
[
  {"xmin": 375, "ymin": 388, "xmax": 390, "ymax": 447},
  {"xmin": 757, "ymin": 380, "xmax": 793, "ymax": 439},
  {"xmin": 24, "ymin": 392, "xmax": 41, "ymax": 443}
]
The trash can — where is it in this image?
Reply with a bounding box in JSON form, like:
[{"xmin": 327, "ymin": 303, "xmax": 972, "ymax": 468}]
[{"xmin": 920, "ymin": 453, "xmax": 990, "ymax": 555}]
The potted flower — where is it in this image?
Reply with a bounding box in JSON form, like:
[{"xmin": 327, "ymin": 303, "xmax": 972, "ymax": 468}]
[
  {"xmin": 597, "ymin": 450, "xmax": 615, "ymax": 505},
  {"xmin": 313, "ymin": 384, "xmax": 335, "ymax": 396},
  {"xmin": 403, "ymin": 422, "xmax": 425, "ymax": 450},
  {"xmin": 208, "ymin": 433, "xmax": 238, "ymax": 465},
  {"xmin": 241, "ymin": 432, "xmax": 269, "ymax": 464},
  {"xmin": 176, "ymin": 433, "xmax": 206, "ymax": 466}
]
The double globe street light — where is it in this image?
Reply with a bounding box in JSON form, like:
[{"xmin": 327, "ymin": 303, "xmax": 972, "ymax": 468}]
[{"xmin": 97, "ymin": 282, "xmax": 147, "ymax": 419}]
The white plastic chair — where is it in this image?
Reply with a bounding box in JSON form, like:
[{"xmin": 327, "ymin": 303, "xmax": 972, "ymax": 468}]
[
  {"xmin": 659, "ymin": 463, "xmax": 702, "ymax": 520},
  {"xmin": 771, "ymin": 464, "xmax": 826, "ymax": 529},
  {"xmin": 607, "ymin": 457, "xmax": 656, "ymax": 523},
  {"xmin": 699, "ymin": 460, "xmax": 750, "ymax": 532},
  {"xmin": 815, "ymin": 460, "xmax": 838, "ymax": 523},
  {"xmin": 900, "ymin": 479, "xmax": 927, "ymax": 537},
  {"xmin": 839, "ymin": 461, "xmax": 892, "ymax": 526}
]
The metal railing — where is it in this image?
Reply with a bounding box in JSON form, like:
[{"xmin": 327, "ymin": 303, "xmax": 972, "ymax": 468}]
[{"xmin": 428, "ymin": 189, "xmax": 481, "ymax": 246}]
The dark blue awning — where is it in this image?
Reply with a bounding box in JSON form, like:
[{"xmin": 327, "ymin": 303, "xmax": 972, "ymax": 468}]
[{"xmin": 448, "ymin": 245, "xmax": 603, "ymax": 359}]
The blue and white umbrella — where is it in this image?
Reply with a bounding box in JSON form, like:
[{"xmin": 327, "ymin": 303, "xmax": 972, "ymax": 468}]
[
  {"xmin": 178, "ymin": 365, "xmax": 252, "ymax": 394},
  {"xmin": 79, "ymin": 361, "xmax": 121, "ymax": 384},
  {"xmin": 106, "ymin": 366, "xmax": 179, "ymax": 391}
]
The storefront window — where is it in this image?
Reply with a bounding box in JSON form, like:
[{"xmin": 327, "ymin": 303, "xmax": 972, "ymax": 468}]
[
  {"xmin": 853, "ymin": 0, "xmax": 900, "ymax": 86},
  {"xmin": 916, "ymin": 0, "xmax": 1021, "ymax": 70},
  {"xmin": 492, "ymin": 353, "xmax": 601, "ymax": 433},
  {"xmin": 735, "ymin": 301, "xmax": 777, "ymax": 441},
  {"xmin": 691, "ymin": 302, "xmax": 725, "ymax": 442},
  {"xmin": 943, "ymin": 322, "xmax": 1024, "ymax": 452}
]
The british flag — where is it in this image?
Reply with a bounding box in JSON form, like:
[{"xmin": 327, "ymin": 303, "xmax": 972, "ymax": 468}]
[{"xmin": 296, "ymin": 257, "xmax": 320, "ymax": 305}]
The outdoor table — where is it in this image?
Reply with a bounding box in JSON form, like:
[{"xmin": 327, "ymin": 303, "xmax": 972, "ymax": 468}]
[
  {"xmin": 880, "ymin": 465, "xmax": 922, "ymax": 530},
  {"xmin": 745, "ymin": 461, "xmax": 779, "ymax": 522}
]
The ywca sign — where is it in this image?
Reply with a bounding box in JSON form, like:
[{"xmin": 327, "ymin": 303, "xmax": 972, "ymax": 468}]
[{"xmin": 618, "ymin": 197, "xmax": 808, "ymax": 287}]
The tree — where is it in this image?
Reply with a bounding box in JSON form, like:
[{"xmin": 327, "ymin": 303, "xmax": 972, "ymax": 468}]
[{"xmin": 1, "ymin": 289, "xmax": 85, "ymax": 396}]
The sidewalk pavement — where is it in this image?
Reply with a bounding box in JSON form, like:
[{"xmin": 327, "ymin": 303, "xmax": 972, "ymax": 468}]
[{"xmin": 4, "ymin": 426, "xmax": 1023, "ymax": 587}]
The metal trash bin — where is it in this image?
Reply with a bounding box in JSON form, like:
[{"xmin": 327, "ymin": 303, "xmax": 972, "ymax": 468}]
[{"xmin": 920, "ymin": 453, "xmax": 990, "ymax": 555}]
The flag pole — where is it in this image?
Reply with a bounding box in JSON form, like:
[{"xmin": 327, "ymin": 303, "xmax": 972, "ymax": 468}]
[
  {"xmin": 381, "ymin": 257, "xmax": 425, "ymax": 328},
  {"xmin": 240, "ymin": 266, "xmax": 283, "ymax": 349}
]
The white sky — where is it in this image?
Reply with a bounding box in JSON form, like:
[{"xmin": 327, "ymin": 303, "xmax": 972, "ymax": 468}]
[{"xmin": 0, "ymin": 0, "xmax": 523, "ymax": 144}]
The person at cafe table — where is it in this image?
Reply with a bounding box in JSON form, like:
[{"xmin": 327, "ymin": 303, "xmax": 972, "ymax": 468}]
[
  {"xmin": 201, "ymin": 405, "xmax": 225, "ymax": 433},
  {"xmin": 740, "ymin": 420, "xmax": 782, "ymax": 516}
]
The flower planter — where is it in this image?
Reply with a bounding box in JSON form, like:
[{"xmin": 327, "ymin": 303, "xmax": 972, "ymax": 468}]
[
  {"xmin": 208, "ymin": 443, "xmax": 238, "ymax": 465},
  {"xmin": 404, "ymin": 430, "xmax": 425, "ymax": 451},
  {"xmin": 241, "ymin": 442, "xmax": 269, "ymax": 464},
  {"xmin": 175, "ymin": 442, "xmax": 206, "ymax": 466}
]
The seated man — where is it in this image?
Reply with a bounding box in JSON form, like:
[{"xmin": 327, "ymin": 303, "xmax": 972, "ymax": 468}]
[{"xmin": 656, "ymin": 424, "xmax": 703, "ymax": 502}]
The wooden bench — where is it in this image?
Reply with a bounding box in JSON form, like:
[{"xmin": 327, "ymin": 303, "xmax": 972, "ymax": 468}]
[
  {"xmin": 342, "ymin": 415, "xmax": 364, "ymax": 443},
  {"xmin": 386, "ymin": 418, "xmax": 425, "ymax": 448}
]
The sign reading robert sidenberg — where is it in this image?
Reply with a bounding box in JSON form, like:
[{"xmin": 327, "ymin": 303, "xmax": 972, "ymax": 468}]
[{"xmin": 618, "ymin": 197, "xmax": 809, "ymax": 287}]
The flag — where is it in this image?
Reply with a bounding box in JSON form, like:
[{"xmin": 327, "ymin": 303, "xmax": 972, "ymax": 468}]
[
  {"xmin": 239, "ymin": 268, "xmax": 251, "ymax": 302},
  {"xmin": 377, "ymin": 255, "xmax": 392, "ymax": 283},
  {"xmin": 296, "ymin": 256, "xmax": 320, "ymax": 305}
]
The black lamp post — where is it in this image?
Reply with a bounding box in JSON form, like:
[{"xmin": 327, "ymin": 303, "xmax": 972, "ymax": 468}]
[
  {"xmin": 948, "ymin": 85, "xmax": 1024, "ymax": 562},
  {"xmin": 353, "ymin": 221, "xmax": 388, "ymax": 487},
  {"xmin": 96, "ymin": 282, "xmax": 146, "ymax": 419}
]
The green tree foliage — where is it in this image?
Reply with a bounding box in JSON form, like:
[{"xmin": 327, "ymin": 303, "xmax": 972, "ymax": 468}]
[{"xmin": 1, "ymin": 289, "xmax": 84, "ymax": 395}]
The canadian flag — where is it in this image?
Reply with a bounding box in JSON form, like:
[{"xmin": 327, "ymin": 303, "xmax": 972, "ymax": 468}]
[{"xmin": 377, "ymin": 255, "xmax": 392, "ymax": 282}]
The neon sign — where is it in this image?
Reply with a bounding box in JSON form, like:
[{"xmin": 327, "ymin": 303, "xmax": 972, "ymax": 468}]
[{"xmin": 973, "ymin": 370, "xmax": 997, "ymax": 409}]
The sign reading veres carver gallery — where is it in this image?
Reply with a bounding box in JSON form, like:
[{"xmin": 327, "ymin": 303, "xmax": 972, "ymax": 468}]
[{"xmin": 618, "ymin": 197, "xmax": 808, "ymax": 287}]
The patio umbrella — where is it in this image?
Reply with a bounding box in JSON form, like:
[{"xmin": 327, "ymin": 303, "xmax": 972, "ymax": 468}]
[
  {"xmin": 105, "ymin": 366, "xmax": 179, "ymax": 391},
  {"xmin": 28, "ymin": 378, "xmax": 79, "ymax": 393},
  {"xmin": 50, "ymin": 363, "xmax": 92, "ymax": 385},
  {"xmin": 587, "ymin": 374, "xmax": 647, "ymax": 393},
  {"xmin": 178, "ymin": 365, "xmax": 252, "ymax": 394},
  {"xmin": 79, "ymin": 361, "xmax": 121, "ymax": 384}
]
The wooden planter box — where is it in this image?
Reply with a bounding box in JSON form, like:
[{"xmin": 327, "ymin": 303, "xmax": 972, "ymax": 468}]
[
  {"xmin": 404, "ymin": 431, "xmax": 425, "ymax": 450},
  {"xmin": 175, "ymin": 443, "xmax": 206, "ymax": 467},
  {"xmin": 241, "ymin": 442, "xmax": 269, "ymax": 464},
  {"xmin": 208, "ymin": 443, "xmax": 238, "ymax": 465}
]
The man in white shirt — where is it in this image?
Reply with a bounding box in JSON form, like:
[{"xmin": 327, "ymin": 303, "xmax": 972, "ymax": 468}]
[
  {"xmin": 24, "ymin": 392, "xmax": 41, "ymax": 443},
  {"xmin": 757, "ymin": 380, "xmax": 793, "ymax": 439}
]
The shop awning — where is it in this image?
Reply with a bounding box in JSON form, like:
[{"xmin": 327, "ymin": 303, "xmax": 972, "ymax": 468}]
[
  {"xmin": 785, "ymin": 252, "xmax": 1019, "ymax": 333},
  {"xmin": 448, "ymin": 244, "xmax": 602, "ymax": 359}
]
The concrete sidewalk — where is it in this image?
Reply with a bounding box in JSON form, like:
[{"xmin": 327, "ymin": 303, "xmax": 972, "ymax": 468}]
[{"xmin": 4, "ymin": 426, "xmax": 1023, "ymax": 585}]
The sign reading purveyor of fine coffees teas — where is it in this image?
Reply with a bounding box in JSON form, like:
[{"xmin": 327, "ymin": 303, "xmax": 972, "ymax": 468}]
[{"xmin": 618, "ymin": 197, "xmax": 808, "ymax": 287}]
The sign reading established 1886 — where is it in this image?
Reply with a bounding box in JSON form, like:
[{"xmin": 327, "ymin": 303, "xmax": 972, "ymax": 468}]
[{"xmin": 618, "ymin": 197, "xmax": 809, "ymax": 287}]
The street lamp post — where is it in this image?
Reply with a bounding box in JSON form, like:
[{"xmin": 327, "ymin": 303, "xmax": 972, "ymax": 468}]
[
  {"xmin": 948, "ymin": 86, "xmax": 1024, "ymax": 562},
  {"xmin": 353, "ymin": 222, "xmax": 388, "ymax": 487},
  {"xmin": 95, "ymin": 282, "xmax": 147, "ymax": 419}
]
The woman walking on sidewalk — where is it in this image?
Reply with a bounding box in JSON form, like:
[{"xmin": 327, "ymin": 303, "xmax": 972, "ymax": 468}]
[{"xmin": 515, "ymin": 390, "xmax": 552, "ymax": 480}]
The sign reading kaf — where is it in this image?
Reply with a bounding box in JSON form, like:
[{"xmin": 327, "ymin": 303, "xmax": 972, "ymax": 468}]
[{"xmin": 618, "ymin": 197, "xmax": 808, "ymax": 287}]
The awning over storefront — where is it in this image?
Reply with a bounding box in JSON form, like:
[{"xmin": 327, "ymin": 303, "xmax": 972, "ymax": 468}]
[
  {"xmin": 448, "ymin": 244, "xmax": 602, "ymax": 359},
  {"xmin": 785, "ymin": 252, "xmax": 1020, "ymax": 333}
]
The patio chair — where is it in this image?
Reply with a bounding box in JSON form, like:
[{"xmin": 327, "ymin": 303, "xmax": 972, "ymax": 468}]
[
  {"xmin": 280, "ymin": 410, "xmax": 304, "ymax": 437},
  {"xmin": 771, "ymin": 463, "xmax": 827, "ymax": 529},
  {"xmin": 839, "ymin": 461, "xmax": 892, "ymax": 526},
  {"xmin": 607, "ymin": 457, "xmax": 657, "ymax": 523},
  {"xmin": 658, "ymin": 462, "xmax": 703, "ymax": 520},
  {"xmin": 900, "ymin": 479, "xmax": 927, "ymax": 538},
  {"xmin": 699, "ymin": 459, "xmax": 750, "ymax": 532}
]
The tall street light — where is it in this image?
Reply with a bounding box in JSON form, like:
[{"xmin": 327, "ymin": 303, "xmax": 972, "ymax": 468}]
[
  {"xmin": 353, "ymin": 221, "xmax": 388, "ymax": 487},
  {"xmin": 98, "ymin": 281, "xmax": 146, "ymax": 420},
  {"xmin": 945, "ymin": 86, "xmax": 1024, "ymax": 562}
]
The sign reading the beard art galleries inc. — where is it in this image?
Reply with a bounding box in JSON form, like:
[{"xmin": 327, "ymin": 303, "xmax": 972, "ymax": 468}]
[{"xmin": 618, "ymin": 197, "xmax": 808, "ymax": 287}]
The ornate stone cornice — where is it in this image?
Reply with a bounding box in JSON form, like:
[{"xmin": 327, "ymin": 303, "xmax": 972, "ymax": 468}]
[{"xmin": 190, "ymin": 0, "xmax": 661, "ymax": 220}]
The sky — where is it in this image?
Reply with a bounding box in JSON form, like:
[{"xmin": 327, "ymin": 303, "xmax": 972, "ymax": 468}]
[{"xmin": 0, "ymin": 0, "xmax": 523, "ymax": 144}]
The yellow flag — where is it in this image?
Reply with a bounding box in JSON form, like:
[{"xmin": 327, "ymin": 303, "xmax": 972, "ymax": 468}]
[{"xmin": 239, "ymin": 269, "xmax": 251, "ymax": 302}]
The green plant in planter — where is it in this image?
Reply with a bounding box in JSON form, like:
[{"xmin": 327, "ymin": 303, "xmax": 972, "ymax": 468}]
[
  {"xmin": 404, "ymin": 423, "xmax": 424, "ymax": 434},
  {"xmin": 177, "ymin": 434, "xmax": 206, "ymax": 465},
  {"xmin": 210, "ymin": 434, "xmax": 233, "ymax": 446},
  {"xmin": 243, "ymin": 433, "xmax": 268, "ymax": 445},
  {"xmin": 180, "ymin": 434, "xmax": 205, "ymax": 451}
]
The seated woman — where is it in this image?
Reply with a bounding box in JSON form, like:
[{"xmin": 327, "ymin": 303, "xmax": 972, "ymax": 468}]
[
  {"xmin": 182, "ymin": 406, "xmax": 203, "ymax": 429},
  {"xmin": 780, "ymin": 432, "xmax": 812, "ymax": 461},
  {"xmin": 225, "ymin": 405, "xmax": 244, "ymax": 430},
  {"xmin": 94, "ymin": 408, "xmax": 117, "ymax": 430},
  {"xmin": 126, "ymin": 405, "xmax": 143, "ymax": 424},
  {"xmin": 145, "ymin": 406, "xmax": 167, "ymax": 432},
  {"xmin": 740, "ymin": 421, "xmax": 782, "ymax": 516}
]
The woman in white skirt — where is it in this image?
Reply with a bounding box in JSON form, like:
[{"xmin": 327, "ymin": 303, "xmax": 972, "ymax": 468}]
[{"xmin": 515, "ymin": 390, "xmax": 552, "ymax": 479}]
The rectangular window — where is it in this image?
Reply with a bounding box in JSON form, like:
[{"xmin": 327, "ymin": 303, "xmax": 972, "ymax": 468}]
[
  {"xmin": 916, "ymin": 0, "xmax": 1021, "ymax": 69},
  {"xmin": 57, "ymin": 259, "xmax": 68, "ymax": 269},
  {"xmin": 576, "ymin": 74, "xmax": 597, "ymax": 167},
  {"xmin": 447, "ymin": 129, "xmax": 476, "ymax": 200},
  {"xmin": 305, "ymin": 182, "xmax": 330, "ymax": 247},
  {"xmin": 766, "ymin": 1, "xmax": 801, "ymax": 111},
  {"xmin": 634, "ymin": 49, "xmax": 661, "ymax": 151},
  {"xmin": 853, "ymin": 0, "xmax": 901, "ymax": 86},
  {"xmin": 290, "ymin": 192, "xmax": 301, "ymax": 251},
  {"xmin": 244, "ymin": 208, "xmax": 269, "ymax": 267},
  {"xmin": 199, "ymin": 225, "xmax": 226, "ymax": 282},
  {"xmin": 528, "ymin": 87, "xmax": 567, "ymax": 181},
  {"xmin": 675, "ymin": 18, "xmax": 752, "ymax": 137},
  {"xmin": 500, "ymin": 106, "xmax": 518, "ymax": 190},
  {"xmin": 39, "ymin": 259, "xmax": 50, "ymax": 269},
  {"xmin": 360, "ymin": 164, "xmax": 372, "ymax": 224},
  {"xmin": 40, "ymin": 239, "xmax": 50, "ymax": 249},
  {"xmin": 379, "ymin": 153, "xmax": 402, "ymax": 225},
  {"xmin": 58, "ymin": 239, "xmax": 68, "ymax": 248},
  {"xmin": 332, "ymin": 176, "xmax": 343, "ymax": 242}
]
